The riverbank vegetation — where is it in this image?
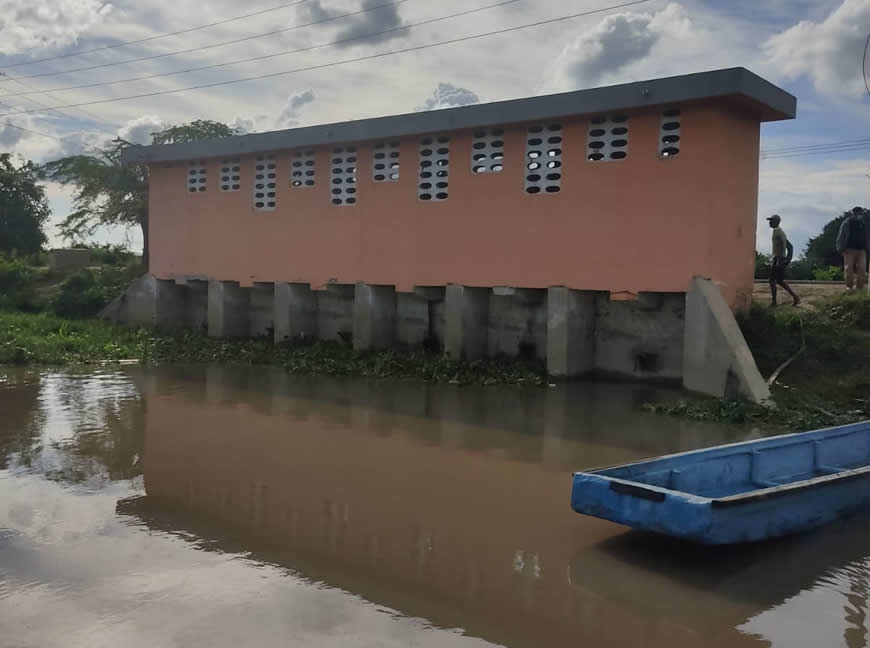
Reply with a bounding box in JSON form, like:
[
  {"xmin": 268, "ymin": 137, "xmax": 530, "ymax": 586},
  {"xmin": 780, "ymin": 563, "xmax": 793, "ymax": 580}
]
[
  {"xmin": 650, "ymin": 294, "xmax": 870, "ymax": 429},
  {"xmin": 0, "ymin": 247, "xmax": 141, "ymax": 317},
  {"xmin": 0, "ymin": 311, "xmax": 547, "ymax": 386}
]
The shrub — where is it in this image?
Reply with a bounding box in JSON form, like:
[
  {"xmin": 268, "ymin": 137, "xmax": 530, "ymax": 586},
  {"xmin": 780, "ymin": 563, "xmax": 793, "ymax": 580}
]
[
  {"xmin": 50, "ymin": 265, "xmax": 139, "ymax": 319},
  {"xmin": 87, "ymin": 244, "xmax": 139, "ymax": 267},
  {"xmin": 813, "ymin": 265, "xmax": 845, "ymax": 281},
  {"xmin": 0, "ymin": 256, "xmax": 39, "ymax": 311}
]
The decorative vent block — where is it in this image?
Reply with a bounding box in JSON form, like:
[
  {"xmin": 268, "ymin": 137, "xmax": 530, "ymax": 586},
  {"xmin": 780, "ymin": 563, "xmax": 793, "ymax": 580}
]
[
  {"xmin": 291, "ymin": 150, "xmax": 316, "ymax": 188},
  {"xmin": 373, "ymin": 140, "xmax": 400, "ymax": 182},
  {"xmin": 660, "ymin": 109, "xmax": 681, "ymax": 158},
  {"xmin": 419, "ymin": 135, "xmax": 449, "ymax": 201},
  {"xmin": 587, "ymin": 115, "xmax": 629, "ymax": 162},
  {"xmin": 219, "ymin": 159, "xmax": 241, "ymax": 192},
  {"xmin": 471, "ymin": 128, "xmax": 505, "ymax": 173},
  {"xmin": 524, "ymin": 124, "xmax": 562, "ymax": 194},
  {"xmin": 187, "ymin": 161, "xmax": 207, "ymax": 193},
  {"xmin": 330, "ymin": 146, "xmax": 358, "ymax": 206},
  {"xmin": 253, "ymin": 154, "xmax": 277, "ymax": 211}
]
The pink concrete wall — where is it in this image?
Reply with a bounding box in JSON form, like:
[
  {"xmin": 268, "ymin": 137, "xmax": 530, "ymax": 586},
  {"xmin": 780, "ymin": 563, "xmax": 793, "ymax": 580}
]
[{"xmin": 148, "ymin": 100, "xmax": 760, "ymax": 309}]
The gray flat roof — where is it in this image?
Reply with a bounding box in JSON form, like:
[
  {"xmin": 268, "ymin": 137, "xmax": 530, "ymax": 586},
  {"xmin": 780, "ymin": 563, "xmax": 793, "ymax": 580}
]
[{"xmin": 123, "ymin": 67, "xmax": 796, "ymax": 165}]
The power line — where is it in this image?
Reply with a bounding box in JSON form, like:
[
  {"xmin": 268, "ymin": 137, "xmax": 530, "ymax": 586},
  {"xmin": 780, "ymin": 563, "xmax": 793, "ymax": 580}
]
[
  {"xmin": 762, "ymin": 148, "xmax": 870, "ymax": 161},
  {"xmin": 3, "ymin": 0, "xmax": 414, "ymax": 81},
  {"xmin": 0, "ymin": 0, "xmax": 654, "ymax": 119},
  {"xmin": 0, "ymin": 0, "xmax": 314, "ymax": 70},
  {"xmin": 2, "ymin": 0, "xmax": 519, "ymax": 99},
  {"xmin": 761, "ymin": 143, "xmax": 870, "ymax": 161},
  {"xmin": 761, "ymin": 138, "xmax": 870, "ymax": 155},
  {"xmin": 0, "ymin": 72, "xmax": 109, "ymax": 125},
  {"xmin": 864, "ymin": 31, "xmax": 870, "ymax": 100},
  {"xmin": 0, "ymin": 118, "xmax": 64, "ymax": 142}
]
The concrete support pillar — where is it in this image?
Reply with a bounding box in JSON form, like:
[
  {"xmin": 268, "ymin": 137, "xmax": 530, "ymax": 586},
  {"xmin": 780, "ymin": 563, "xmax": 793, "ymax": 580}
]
[
  {"xmin": 353, "ymin": 283, "xmax": 397, "ymax": 351},
  {"xmin": 683, "ymin": 277, "xmax": 771, "ymax": 405},
  {"xmin": 249, "ymin": 283, "xmax": 275, "ymax": 338},
  {"xmin": 546, "ymin": 287, "xmax": 597, "ymax": 378},
  {"xmin": 397, "ymin": 293, "xmax": 430, "ymax": 347},
  {"xmin": 208, "ymin": 280, "xmax": 250, "ymax": 338},
  {"xmin": 105, "ymin": 274, "xmax": 187, "ymax": 328},
  {"xmin": 274, "ymin": 282, "xmax": 317, "ymax": 343},
  {"xmin": 444, "ymin": 285, "xmax": 489, "ymax": 361},
  {"xmin": 184, "ymin": 280, "xmax": 209, "ymax": 331}
]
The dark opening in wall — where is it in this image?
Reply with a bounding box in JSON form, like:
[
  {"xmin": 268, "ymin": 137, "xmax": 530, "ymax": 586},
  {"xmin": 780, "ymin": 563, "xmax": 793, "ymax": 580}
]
[{"xmin": 635, "ymin": 352, "xmax": 661, "ymax": 374}]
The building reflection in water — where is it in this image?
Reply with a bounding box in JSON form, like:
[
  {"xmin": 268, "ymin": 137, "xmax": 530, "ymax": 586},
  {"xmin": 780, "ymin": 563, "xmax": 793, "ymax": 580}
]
[{"xmin": 118, "ymin": 367, "xmax": 870, "ymax": 648}]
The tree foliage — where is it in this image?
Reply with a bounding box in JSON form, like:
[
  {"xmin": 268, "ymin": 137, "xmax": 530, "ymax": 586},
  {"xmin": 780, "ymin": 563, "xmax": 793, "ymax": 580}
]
[
  {"xmin": 0, "ymin": 154, "xmax": 50, "ymax": 254},
  {"xmin": 40, "ymin": 120, "xmax": 239, "ymax": 269},
  {"xmin": 150, "ymin": 119, "xmax": 237, "ymax": 145}
]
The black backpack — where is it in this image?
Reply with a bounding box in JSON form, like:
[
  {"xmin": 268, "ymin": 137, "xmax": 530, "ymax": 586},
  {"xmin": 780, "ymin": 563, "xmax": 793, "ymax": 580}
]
[{"xmin": 848, "ymin": 219, "xmax": 867, "ymax": 250}]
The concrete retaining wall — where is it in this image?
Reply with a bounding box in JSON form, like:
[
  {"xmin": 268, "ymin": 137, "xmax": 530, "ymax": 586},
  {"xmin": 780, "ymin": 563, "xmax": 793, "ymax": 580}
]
[
  {"xmin": 48, "ymin": 248, "xmax": 92, "ymax": 272},
  {"xmin": 595, "ymin": 293, "xmax": 685, "ymax": 381},
  {"xmin": 106, "ymin": 274, "xmax": 767, "ymax": 397}
]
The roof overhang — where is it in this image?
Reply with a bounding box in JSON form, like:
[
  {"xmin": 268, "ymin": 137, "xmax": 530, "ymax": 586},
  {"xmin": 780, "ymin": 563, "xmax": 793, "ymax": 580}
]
[{"xmin": 122, "ymin": 67, "xmax": 796, "ymax": 165}]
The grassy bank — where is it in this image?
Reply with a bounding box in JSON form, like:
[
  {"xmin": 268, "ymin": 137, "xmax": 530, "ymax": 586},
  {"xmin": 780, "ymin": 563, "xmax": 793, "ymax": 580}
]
[
  {"xmin": 650, "ymin": 294, "xmax": 870, "ymax": 430},
  {"xmin": 0, "ymin": 311, "xmax": 547, "ymax": 386}
]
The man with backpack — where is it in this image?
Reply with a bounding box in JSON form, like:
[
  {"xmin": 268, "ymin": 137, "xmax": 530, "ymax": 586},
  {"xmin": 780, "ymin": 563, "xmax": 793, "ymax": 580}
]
[
  {"xmin": 767, "ymin": 214, "xmax": 800, "ymax": 307},
  {"xmin": 836, "ymin": 207, "xmax": 870, "ymax": 291}
]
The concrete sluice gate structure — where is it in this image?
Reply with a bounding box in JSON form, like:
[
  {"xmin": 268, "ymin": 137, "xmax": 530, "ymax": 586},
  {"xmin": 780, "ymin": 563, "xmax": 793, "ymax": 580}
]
[{"xmin": 117, "ymin": 68, "xmax": 796, "ymax": 403}]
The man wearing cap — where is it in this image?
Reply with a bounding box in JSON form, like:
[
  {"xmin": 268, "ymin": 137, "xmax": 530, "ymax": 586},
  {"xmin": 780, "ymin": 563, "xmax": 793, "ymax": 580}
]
[
  {"xmin": 836, "ymin": 207, "xmax": 870, "ymax": 292},
  {"xmin": 767, "ymin": 214, "xmax": 800, "ymax": 307}
]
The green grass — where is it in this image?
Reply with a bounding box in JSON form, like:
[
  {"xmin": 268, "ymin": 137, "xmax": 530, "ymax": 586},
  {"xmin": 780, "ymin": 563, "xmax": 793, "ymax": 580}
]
[
  {"xmin": 0, "ymin": 311, "xmax": 144, "ymax": 365},
  {"xmin": 0, "ymin": 311, "xmax": 547, "ymax": 386}
]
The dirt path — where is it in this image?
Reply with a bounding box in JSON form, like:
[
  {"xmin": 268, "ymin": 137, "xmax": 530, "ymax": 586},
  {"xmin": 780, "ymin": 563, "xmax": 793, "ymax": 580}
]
[{"xmin": 753, "ymin": 281, "xmax": 848, "ymax": 309}]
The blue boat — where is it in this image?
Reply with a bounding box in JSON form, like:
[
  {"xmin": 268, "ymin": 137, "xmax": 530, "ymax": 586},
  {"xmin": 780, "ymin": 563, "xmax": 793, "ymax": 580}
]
[{"xmin": 571, "ymin": 421, "xmax": 870, "ymax": 544}]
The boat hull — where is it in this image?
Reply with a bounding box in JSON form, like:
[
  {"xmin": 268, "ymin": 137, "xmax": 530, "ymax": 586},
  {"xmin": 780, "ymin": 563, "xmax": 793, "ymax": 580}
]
[{"xmin": 571, "ymin": 421, "xmax": 870, "ymax": 544}]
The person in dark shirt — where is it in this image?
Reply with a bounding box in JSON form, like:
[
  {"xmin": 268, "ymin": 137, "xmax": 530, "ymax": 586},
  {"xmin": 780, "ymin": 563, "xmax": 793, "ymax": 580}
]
[
  {"xmin": 767, "ymin": 214, "xmax": 799, "ymax": 307},
  {"xmin": 836, "ymin": 207, "xmax": 870, "ymax": 292}
]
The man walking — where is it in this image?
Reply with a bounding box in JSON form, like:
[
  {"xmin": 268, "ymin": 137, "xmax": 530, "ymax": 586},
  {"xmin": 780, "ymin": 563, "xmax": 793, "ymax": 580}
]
[
  {"xmin": 767, "ymin": 214, "xmax": 800, "ymax": 307},
  {"xmin": 836, "ymin": 207, "xmax": 870, "ymax": 292}
]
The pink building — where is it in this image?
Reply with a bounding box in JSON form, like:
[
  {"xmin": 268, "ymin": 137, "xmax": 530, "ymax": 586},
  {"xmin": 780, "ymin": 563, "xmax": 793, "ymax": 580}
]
[{"xmin": 120, "ymin": 68, "xmax": 794, "ymax": 397}]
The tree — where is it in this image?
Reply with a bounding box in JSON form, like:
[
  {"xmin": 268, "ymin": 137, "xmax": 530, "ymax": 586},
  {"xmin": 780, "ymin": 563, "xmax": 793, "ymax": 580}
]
[
  {"xmin": 41, "ymin": 120, "xmax": 239, "ymax": 270},
  {"xmin": 0, "ymin": 153, "xmax": 50, "ymax": 254}
]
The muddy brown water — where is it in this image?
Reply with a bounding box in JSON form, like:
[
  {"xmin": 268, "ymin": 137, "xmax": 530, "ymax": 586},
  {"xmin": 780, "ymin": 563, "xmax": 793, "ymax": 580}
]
[{"xmin": 1, "ymin": 366, "xmax": 869, "ymax": 647}]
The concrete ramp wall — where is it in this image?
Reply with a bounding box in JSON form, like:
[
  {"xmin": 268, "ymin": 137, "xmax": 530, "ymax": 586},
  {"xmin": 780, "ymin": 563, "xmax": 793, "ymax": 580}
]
[{"xmin": 683, "ymin": 277, "xmax": 771, "ymax": 405}]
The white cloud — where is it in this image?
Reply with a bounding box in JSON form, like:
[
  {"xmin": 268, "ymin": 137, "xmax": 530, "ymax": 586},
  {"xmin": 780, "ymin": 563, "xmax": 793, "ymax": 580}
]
[
  {"xmin": 552, "ymin": 12, "xmax": 659, "ymax": 88},
  {"xmin": 0, "ymin": 118, "xmax": 31, "ymax": 147},
  {"xmin": 417, "ymin": 83, "xmax": 480, "ymax": 111},
  {"xmin": 0, "ymin": 0, "xmax": 113, "ymax": 55},
  {"xmin": 301, "ymin": 0, "xmax": 404, "ymax": 47},
  {"xmin": 228, "ymin": 116, "xmax": 256, "ymax": 135},
  {"xmin": 764, "ymin": 0, "xmax": 870, "ymax": 97},
  {"xmin": 117, "ymin": 115, "xmax": 164, "ymax": 145},
  {"xmin": 275, "ymin": 89, "xmax": 315, "ymax": 128},
  {"xmin": 48, "ymin": 130, "xmax": 106, "ymax": 158},
  {"xmin": 547, "ymin": 3, "xmax": 751, "ymax": 92}
]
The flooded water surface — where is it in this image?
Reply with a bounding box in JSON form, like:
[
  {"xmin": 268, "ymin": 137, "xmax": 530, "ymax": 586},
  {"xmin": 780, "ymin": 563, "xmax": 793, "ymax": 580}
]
[{"xmin": 2, "ymin": 366, "xmax": 870, "ymax": 647}]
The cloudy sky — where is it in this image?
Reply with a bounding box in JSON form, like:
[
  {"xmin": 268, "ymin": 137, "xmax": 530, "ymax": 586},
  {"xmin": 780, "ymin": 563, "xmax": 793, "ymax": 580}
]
[{"xmin": 0, "ymin": 0, "xmax": 867, "ymax": 254}]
